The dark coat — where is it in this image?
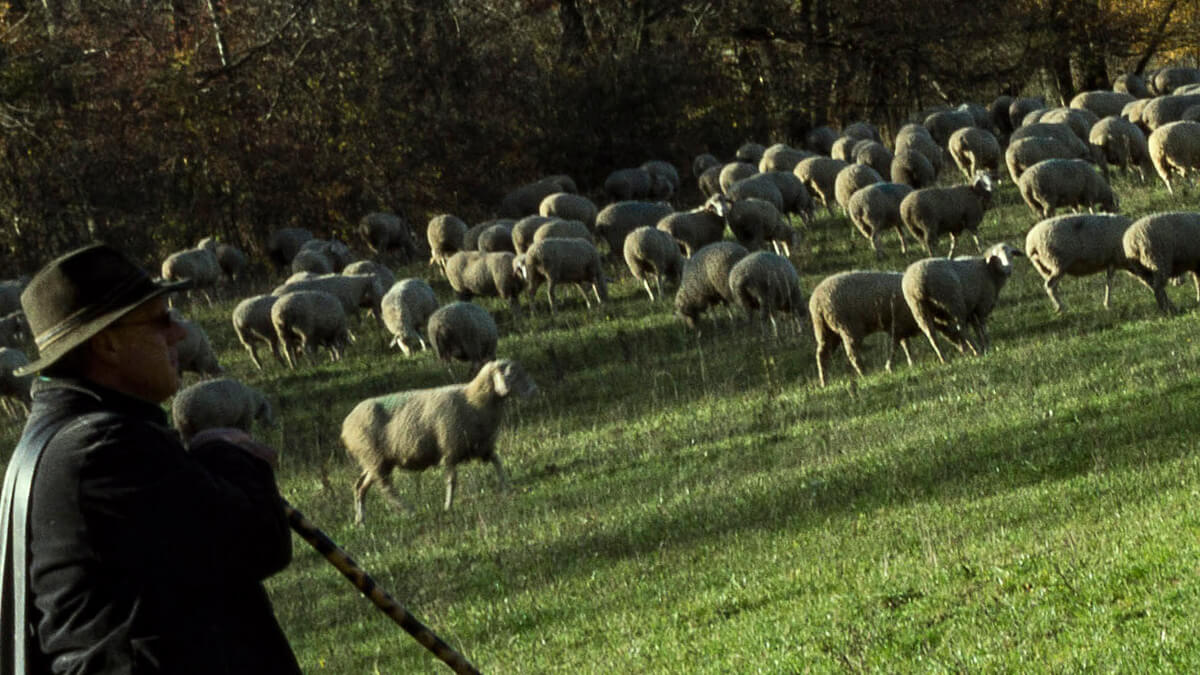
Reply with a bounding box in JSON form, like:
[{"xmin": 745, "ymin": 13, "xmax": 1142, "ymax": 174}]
[{"xmin": 3, "ymin": 377, "xmax": 301, "ymax": 675}]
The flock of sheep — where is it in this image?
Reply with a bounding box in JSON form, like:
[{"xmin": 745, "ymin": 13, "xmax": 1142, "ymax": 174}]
[{"xmin": 5, "ymin": 65, "xmax": 1200, "ymax": 520}]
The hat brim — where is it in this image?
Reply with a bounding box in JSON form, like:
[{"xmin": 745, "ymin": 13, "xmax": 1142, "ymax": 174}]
[{"xmin": 14, "ymin": 279, "xmax": 191, "ymax": 377}]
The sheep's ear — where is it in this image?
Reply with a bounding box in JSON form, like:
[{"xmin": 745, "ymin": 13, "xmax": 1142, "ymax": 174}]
[{"xmin": 492, "ymin": 365, "xmax": 510, "ymax": 397}]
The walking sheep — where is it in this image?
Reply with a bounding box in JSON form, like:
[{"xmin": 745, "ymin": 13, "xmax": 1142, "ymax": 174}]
[
  {"xmin": 1121, "ymin": 211, "xmax": 1200, "ymax": 314},
  {"xmin": 161, "ymin": 247, "xmax": 220, "ymax": 303},
  {"xmin": 809, "ymin": 271, "xmax": 920, "ymax": 386},
  {"xmin": 515, "ymin": 238, "xmax": 607, "ymax": 313},
  {"xmin": 899, "ymin": 174, "xmax": 995, "ymax": 257},
  {"xmin": 1016, "ymin": 158, "xmax": 1118, "ymax": 218},
  {"xmin": 1089, "ymin": 116, "xmax": 1153, "ymax": 181},
  {"xmin": 539, "ymin": 193, "xmax": 598, "ymax": 231},
  {"xmin": 425, "ymin": 301, "xmax": 499, "ymax": 373},
  {"xmin": 381, "ymin": 279, "xmax": 439, "ymax": 356},
  {"xmin": 890, "ymin": 148, "xmax": 937, "ymax": 189},
  {"xmin": 1070, "ymin": 90, "xmax": 1137, "ymax": 120},
  {"xmin": 359, "ymin": 212, "xmax": 420, "ymax": 261},
  {"xmin": 594, "ymin": 201, "xmax": 674, "ymax": 257},
  {"xmin": 271, "ymin": 290, "xmax": 354, "ymax": 368},
  {"xmin": 197, "ymin": 237, "xmax": 248, "ymax": 281},
  {"xmin": 232, "ymin": 294, "xmax": 285, "ymax": 370},
  {"xmin": 172, "ymin": 378, "xmax": 274, "ymax": 443},
  {"xmin": 623, "ymin": 226, "xmax": 684, "ymax": 302},
  {"xmin": 948, "ymin": 127, "xmax": 1002, "ymax": 181},
  {"xmin": 272, "ymin": 273, "xmax": 385, "ymax": 321},
  {"xmin": 1148, "ymin": 120, "xmax": 1200, "ymax": 193},
  {"xmin": 901, "ymin": 242, "xmax": 1024, "ymax": 363},
  {"xmin": 441, "ymin": 251, "xmax": 524, "ymax": 315},
  {"xmin": 1024, "ymin": 213, "xmax": 1134, "ymax": 312},
  {"xmin": 759, "ymin": 144, "xmax": 814, "ymax": 173},
  {"xmin": 712, "ymin": 197, "xmax": 800, "ymax": 256},
  {"xmin": 477, "ymin": 223, "xmax": 517, "ymax": 254},
  {"xmin": 532, "ymin": 219, "xmax": 593, "ymax": 245},
  {"xmin": 510, "ymin": 215, "xmax": 558, "ymax": 255},
  {"xmin": 793, "ymin": 156, "xmax": 850, "ymax": 215},
  {"xmin": 657, "ymin": 196, "xmax": 728, "ymax": 257},
  {"xmin": 719, "ymin": 162, "xmax": 760, "ymax": 195},
  {"xmin": 341, "ymin": 359, "xmax": 537, "ymax": 522},
  {"xmin": 674, "ymin": 241, "xmax": 750, "ymax": 329},
  {"xmin": 834, "ymin": 163, "xmax": 883, "ymax": 212},
  {"xmin": 846, "ymin": 182, "xmax": 914, "ymax": 258},
  {"xmin": 1005, "ymin": 136, "xmax": 1091, "ymax": 184},
  {"xmin": 727, "ymin": 251, "xmax": 807, "ymax": 335},
  {"xmin": 500, "ymin": 177, "xmax": 573, "ymax": 218}
]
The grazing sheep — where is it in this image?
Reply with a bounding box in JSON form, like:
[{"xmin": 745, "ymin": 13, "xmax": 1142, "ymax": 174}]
[
  {"xmin": 846, "ymin": 182, "xmax": 914, "ymax": 258},
  {"xmin": 958, "ymin": 102, "xmax": 994, "ymax": 132},
  {"xmin": 341, "ymin": 359, "xmax": 536, "ymax": 521},
  {"xmin": 290, "ymin": 247, "xmax": 336, "ymax": 275},
  {"xmin": 605, "ymin": 167, "xmax": 664, "ymax": 201},
  {"xmin": 726, "ymin": 172, "xmax": 785, "ymax": 212},
  {"xmin": 359, "ymin": 212, "xmax": 419, "ymax": 261},
  {"xmin": 890, "ymin": 148, "xmax": 937, "ymax": 189},
  {"xmin": 232, "ymin": 294, "xmax": 285, "ymax": 370},
  {"xmin": 425, "ymin": 301, "xmax": 499, "ymax": 372},
  {"xmin": 266, "ymin": 227, "xmax": 314, "ymax": 268},
  {"xmin": 1148, "ymin": 120, "xmax": 1200, "ymax": 193},
  {"xmin": 1010, "ymin": 122, "xmax": 1090, "ymax": 152},
  {"xmin": 0, "ymin": 311, "xmax": 28, "ymax": 349},
  {"xmin": 842, "ymin": 121, "xmax": 882, "ymax": 144},
  {"xmin": 1037, "ymin": 107, "xmax": 1098, "ymax": 143},
  {"xmin": 1005, "ymin": 136, "xmax": 1091, "ymax": 184},
  {"xmin": 805, "ymin": 126, "xmax": 838, "ymax": 155},
  {"xmin": 736, "ymin": 142, "xmax": 767, "ymax": 164},
  {"xmin": 727, "ymin": 251, "xmax": 807, "ymax": 334},
  {"xmin": 991, "ymin": 95, "xmax": 1016, "ymax": 135},
  {"xmin": 161, "ymin": 247, "xmax": 220, "ymax": 302},
  {"xmin": 719, "ymin": 161, "xmax": 759, "ymax": 194},
  {"xmin": 172, "ymin": 312, "xmax": 223, "ymax": 377},
  {"xmin": 343, "ymin": 260, "xmax": 396, "ymax": 295},
  {"xmin": 1136, "ymin": 94, "xmax": 1200, "ymax": 131},
  {"xmin": 515, "ymin": 238, "xmax": 607, "ymax": 313},
  {"xmin": 948, "ymin": 127, "xmax": 1002, "ymax": 181},
  {"xmin": 532, "ymin": 219, "xmax": 592, "ymax": 245},
  {"xmin": 674, "ymin": 241, "xmax": 750, "ymax": 329},
  {"xmin": 712, "ymin": 197, "xmax": 800, "ymax": 256},
  {"xmin": 830, "ymin": 135, "xmax": 859, "ymax": 163},
  {"xmin": 300, "ymin": 238, "xmax": 355, "ymax": 272},
  {"xmin": 642, "ymin": 160, "xmax": 681, "ymax": 197},
  {"xmin": 1114, "ymin": 73, "xmax": 1152, "ymax": 98},
  {"xmin": 1017, "ymin": 158, "xmax": 1118, "ymax": 218},
  {"xmin": 197, "ymin": 238, "xmax": 248, "ymax": 281},
  {"xmin": 623, "ymin": 226, "xmax": 685, "ymax": 302},
  {"xmin": 924, "ymin": 109, "xmax": 975, "ymax": 148},
  {"xmin": 759, "ymin": 171, "xmax": 815, "ymax": 222},
  {"xmin": 1009, "ymin": 97, "xmax": 1046, "ymax": 126},
  {"xmin": 477, "ymin": 223, "xmax": 517, "ymax": 254},
  {"xmin": 539, "ymin": 192, "xmax": 598, "ymax": 231},
  {"xmin": 594, "ymin": 201, "xmax": 674, "ymax": 257},
  {"xmin": 272, "ymin": 273, "xmax": 384, "ymax": 320},
  {"xmin": 0, "ymin": 347, "xmax": 32, "ymax": 417},
  {"xmin": 853, "ymin": 140, "xmax": 894, "ymax": 179},
  {"xmin": 1089, "ymin": 116, "xmax": 1153, "ymax": 181},
  {"xmin": 901, "ymin": 242, "xmax": 1024, "ymax": 362},
  {"xmin": 271, "ymin": 290, "xmax": 353, "ymax": 368},
  {"xmin": 441, "ymin": 251, "xmax": 524, "ymax": 315},
  {"xmin": 427, "ymin": 214, "xmax": 469, "ymax": 267},
  {"xmin": 793, "ymin": 156, "xmax": 850, "ymax": 215},
  {"xmin": 500, "ymin": 177, "xmax": 571, "ymax": 218},
  {"xmin": 834, "ymin": 164, "xmax": 883, "ymax": 211},
  {"xmin": 656, "ymin": 196, "xmax": 728, "ymax": 257},
  {"xmin": 1121, "ymin": 211, "xmax": 1200, "ymax": 314},
  {"xmin": 759, "ymin": 144, "xmax": 814, "ymax": 173},
  {"xmin": 380, "ymin": 278, "xmax": 439, "ymax": 355},
  {"xmin": 1024, "ymin": 213, "xmax": 1134, "ymax": 312},
  {"xmin": 172, "ymin": 378, "xmax": 274, "ymax": 443},
  {"xmin": 1071, "ymin": 90, "xmax": 1137, "ymax": 120},
  {"xmin": 809, "ymin": 271, "xmax": 920, "ymax": 386},
  {"xmin": 698, "ymin": 164, "xmax": 724, "ymax": 198},
  {"xmin": 693, "ymin": 153, "xmax": 721, "ymax": 179},
  {"xmin": 894, "ymin": 124, "xmax": 945, "ymax": 177},
  {"xmin": 900, "ymin": 174, "xmax": 995, "ymax": 257},
  {"xmin": 1154, "ymin": 67, "xmax": 1200, "ymax": 95},
  {"xmin": 510, "ymin": 215, "xmax": 558, "ymax": 254}
]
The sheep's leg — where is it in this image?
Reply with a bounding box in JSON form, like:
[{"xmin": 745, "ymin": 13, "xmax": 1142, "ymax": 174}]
[
  {"xmin": 443, "ymin": 466, "xmax": 458, "ymax": 511},
  {"xmin": 842, "ymin": 336, "xmax": 867, "ymax": 378},
  {"xmin": 1044, "ymin": 273, "xmax": 1065, "ymax": 313},
  {"xmin": 815, "ymin": 337, "xmax": 836, "ymax": 387},
  {"xmin": 897, "ymin": 338, "xmax": 914, "ymax": 369},
  {"xmin": 1192, "ymin": 270, "xmax": 1200, "ymax": 305},
  {"xmin": 1103, "ymin": 266, "xmax": 1114, "ymax": 309},
  {"xmin": 946, "ymin": 235, "xmax": 958, "ymax": 259},
  {"xmin": 244, "ymin": 342, "xmax": 264, "ymax": 370},
  {"xmin": 546, "ymin": 280, "xmax": 558, "ymax": 313},
  {"xmin": 641, "ymin": 278, "xmax": 656, "ymax": 302},
  {"xmin": 353, "ymin": 471, "xmax": 373, "ymax": 525},
  {"xmin": 1152, "ymin": 271, "xmax": 1176, "ymax": 314},
  {"xmin": 489, "ymin": 454, "xmax": 510, "ymax": 492},
  {"xmin": 971, "ymin": 317, "xmax": 991, "ymax": 354},
  {"xmin": 971, "ymin": 231, "xmax": 982, "ymax": 253},
  {"xmin": 574, "ymin": 282, "xmax": 594, "ymax": 308},
  {"xmin": 654, "ymin": 275, "xmax": 665, "ymax": 302}
]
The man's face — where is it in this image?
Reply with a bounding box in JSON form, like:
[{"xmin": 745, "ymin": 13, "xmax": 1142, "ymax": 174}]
[{"xmin": 102, "ymin": 296, "xmax": 187, "ymax": 403}]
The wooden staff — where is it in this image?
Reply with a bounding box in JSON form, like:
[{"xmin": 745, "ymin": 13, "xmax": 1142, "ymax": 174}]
[{"xmin": 281, "ymin": 499, "xmax": 482, "ymax": 675}]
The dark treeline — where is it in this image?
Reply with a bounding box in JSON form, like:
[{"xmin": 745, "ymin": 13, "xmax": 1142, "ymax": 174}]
[{"xmin": 0, "ymin": 0, "xmax": 1194, "ymax": 270}]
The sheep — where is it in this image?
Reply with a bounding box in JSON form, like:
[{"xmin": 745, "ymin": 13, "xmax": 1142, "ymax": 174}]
[
  {"xmin": 805, "ymin": 126, "xmax": 838, "ymax": 155},
  {"xmin": 890, "ymin": 148, "xmax": 937, "ymax": 189},
  {"xmin": 342, "ymin": 260, "xmax": 396, "ymax": 296},
  {"xmin": 539, "ymin": 192, "xmax": 598, "ymax": 231},
  {"xmin": 693, "ymin": 153, "xmax": 721, "ymax": 179},
  {"xmin": 161, "ymin": 247, "xmax": 220, "ymax": 302},
  {"xmin": 924, "ymin": 109, "xmax": 975, "ymax": 148},
  {"xmin": 990, "ymin": 95, "xmax": 1016, "ymax": 135},
  {"xmin": 593, "ymin": 201, "xmax": 674, "ymax": 257},
  {"xmin": 853, "ymin": 140, "xmax": 894, "ymax": 179},
  {"xmin": 793, "ymin": 156, "xmax": 849, "ymax": 215},
  {"xmin": 759, "ymin": 171, "xmax": 815, "ymax": 222},
  {"xmin": 1121, "ymin": 211, "xmax": 1200, "ymax": 314},
  {"xmin": 0, "ymin": 311, "xmax": 28, "ymax": 350},
  {"xmin": 1009, "ymin": 97, "xmax": 1046, "ymax": 126},
  {"xmin": 425, "ymin": 301, "xmax": 499, "ymax": 372},
  {"xmin": 500, "ymin": 177, "xmax": 571, "ymax": 218},
  {"xmin": 712, "ymin": 197, "xmax": 800, "ymax": 256},
  {"xmin": 511, "ymin": 215, "xmax": 558, "ymax": 254},
  {"xmin": 736, "ymin": 142, "xmax": 767, "ymax": 164},
  {"xmin": 266, "ymin": 227, "xmax": 314, "ymax": 268},
  {"xmin": 1154, "ymin": 67, "xmax": 1200, "ymax": 95},
  {"xmin": 1005, "ymin": 136, "xmax": 1092, "ymax": 184},
  {"xmin": 532, "ymin": 219, "xmax": 592, "ymax": 247},
  {"xmin": 623, "ymin": 226, "xmax": 685, "ymax": 302},
  {"xmin": 842, "ymin": 121, "xmax": 882, "ymax": 144},
  {"xmin": 642, "ymin": 160, "xmax": 681, "ymax": 197},
  {"xmin": 901, "ymin": 242, "xmax": 1023, "ymax": 363},
  {"xmin": 359, "ymin": 212, "xmax": 419, "ymax": 261},
  {"xmin": 759, "ymin": 144, "xmax": 814, "ymax": 173},
  {"xmin": 380, "ymin": 278, "xmax": 439, "ymax": 356},
  {"xmin": 427, "ymin": 214, "xmax": 469, "ymax": 267},
  {"xmin": 1038, "ymin": 107, "xmax": 1098, "ymax": 143},
  {"xmin": 172, "ymin": 378, "xmax": 274, "ymax": 443},
  {"xmin": 232, "ymin": 294, "xmax": 285, "ymax": 370},
  {"xmin": 1071, "ymin": 90, "xmax": 1137, "ymax": 120},
  {"xmin": 271, "ymin": 290, "xmax": 353, "ymax": 368},
  {"xmin": 441, "ymin": 251, "xmax": 524, "ymax": 315},
  {"xmin": 899, "ymin": 174, "xmax": 995, "ymax": 257},
  {"xmin": 196, "ymin": 238, "xmax": 248, "ymax": 281},
  {"xmin": 477, "ymin": 223, "xmax": 517, "ymax": 254},
  {"xmin": 948, "ymin": 127, "xmax": 1002, "ymax": 181},
  {"xmin": 272, "ymin": 273, "xmax": 384, "ymax": 321},
  {"xmin": 0, "ymin": 347, "xmax": 32, "ymax": 417},
  {"xmin": 173, "ymin": 311, "xmax": 223, "ymax": 377},
  {"xmin": 959, "ymin": 102, "xmax": 994, "ymax": 132},
  {"xmin": 1024, "ymin": 213, "xmax": 1134, "ymax": 312},
  {"xmin": 833, "ymin": 164, "xmax": 883, "ymax": 212},
  {"xmin": 604, "ymin": 167, "xmax": 661, "ymax": 202},
  {"xmin": 894, "ymin": 124, "xmax": 945, "ymax": 176},
  {"xmin": 846, "ymin": 182, "xmax": 914, "ymax": 259},
  {"xmin": 341, "ymin": 359, "xmax": 536, "ymax": 521},
  {"xmin": 726, "ymin": 173, "xmax": 785, "ymax": 212},
  {"xmin": 1138, "ymin": 94, "xmax": 1200, "ymax": 131},
  {"xmin": 727, "ymin": 251, "xmax": 807, "ymax": 335},
  {"xmin": 656, "ymin": 196, "xmax": 727, "ymax": 257},
  {"xmin": 718, "ymin": 161, "xmax": 759, "ymax": 194},
  {"xmin": 296, "ymin": 238, "xmax": 354, "ymax": 272},
  {"xmin": 515, "ymin": 238, "xmax": 607, "ymax": 313},
  {"xmin": 1089, "ymin": 116, "xmax": 1154, "ymax": 181},
  {"xmin": 1148, "ymin": 120, "xmax": 1200, "ymax": 193},
  {"xmin": 698, "ymin": 164, "xmax": 724, "ymax": 198},
  {"xmin": 1123, "ymin": 97, "xmax": 1153, "ymax": 128},
  {"xmin": 290, "ymin": 247, "xmax": 336, "ymax": 275},
  {"xmin": 830, "ymin": 135, "xmax": 859, "ymax": 163},
  {"xmin": 809, "ymin": 271, "xmax": 921, "ymax": 386},
  {"xmin": 1016, "ymin": 158, "xmax": 1118, "ymax": 218},
  {"xmin": 1114, "ymin": 73, "xmax": 1152, "ymax": 98},
  {"xmin": 674, "ymin": 242, "xmax": 750, "ymax": 329}
]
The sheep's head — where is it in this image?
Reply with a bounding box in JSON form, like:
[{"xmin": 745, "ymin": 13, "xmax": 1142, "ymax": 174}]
[
  {"xmin": 704, "ymin": 193, "xmax": 732, "ymax": 218},
  {"xmin": 512, "ymin": 254, "xmax": 529, "ymax": 281},
  {"xmin": 486, "ymin": 359, "xmax": 538, "ymax": 399},
  {"xmin": 985, "ymin": 242, "xmax": 1024, "ymax": 276}
]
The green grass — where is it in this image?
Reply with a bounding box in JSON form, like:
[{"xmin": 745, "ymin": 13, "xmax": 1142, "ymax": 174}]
[{"xmin": 7, "ymin": 170, "xmax": 1200, "ymax": 672}]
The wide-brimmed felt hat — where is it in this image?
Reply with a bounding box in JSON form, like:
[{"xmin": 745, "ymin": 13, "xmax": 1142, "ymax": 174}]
[{"xmin": 14, "ymin": 243, "xmax": 190, "ymax": 376}]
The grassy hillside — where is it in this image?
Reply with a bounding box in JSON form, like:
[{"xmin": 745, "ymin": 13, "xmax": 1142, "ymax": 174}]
[{"xmin": 6, "ymin": 170, "xmax": 1200, "ymax": 672}]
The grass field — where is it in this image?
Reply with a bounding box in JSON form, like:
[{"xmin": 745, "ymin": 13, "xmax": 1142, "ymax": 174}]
[{"xmin": 6, "ymin": 170, "xmax": 1200, "ymax": 672}]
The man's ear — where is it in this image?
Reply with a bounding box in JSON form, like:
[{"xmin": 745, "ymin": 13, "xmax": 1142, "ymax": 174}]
[{"xmin": 86, "ymin": 330, "xmax": 122, "ymax": 368}]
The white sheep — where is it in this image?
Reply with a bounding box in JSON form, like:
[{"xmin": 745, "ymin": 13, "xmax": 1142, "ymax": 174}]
[
  {"xmin": 266, "ymin": 227, "xmax": 314, "ymax": 268},
  {"xmin": 674, "ymin": 241, "xmax": 750, "ymax": 329},
  {"xmin": 290, "ymin": 247, "xmax": 336, "ymax": 275},
  {"xmin": 341, "ymin": 359, "xmax": 537, "ymax": 522},
  {"xmin": 834, "ymin": 164, "xmax": 883, "ymax": 212},
  {"xmin": 196, "ymin": 237, "xmax": 248, "ymax": 281},
  {"xmin": 500, "ymin": 177, "xmax": 574, "ymax": 217},
  {"xmin": 172, "ymin": 377, "xmax": 275, "ymax": 443},
  {"xmin": 726, "ymin": 173, "xmax": 785, "ymax": 212},
  {"xmin": 594, "ymin": 201, "xmax": 674, "ymax": 257},
  {"xmin": 271, "ymin": 289, "xmax": 353, "ymax": 368},
  {"xmin": 623, "ymin": 226, "xmax": 684, "ymax": 302},
  {"xmin": 1148, "ymin": 120, "xmax": 1200, "ymax": 193},
  {"xmin": 297, "ymin": 238, "xmax": 354, "ymax": 272},
  {"xmin": 343, "ymin": 260, "xmax": 396, "ymax": 295},
  {"xmin": 272, "ymin": 273, "xmax": 385, "ymax": 321},
  {"xmin": 718, "ymin": 161, "xmax": 760, "ymax": 194},
  {"xmin": 760, "ymin": 171, "xmax": 815, "ymax": 223},
  {"xmin": 425, "ymin": 301, "xmax": 499, "ymax": 373},
  {"xmin": 656, "ymin": 196, "xmax": 727, "ymax": 257},
  {"xmin": 1005, "ymin": 136, "xmax": 1090, "ymax": 184},
  {"xmin": 853, "ymin": 140, "xmax": 894, "ymax": 179},
  {"xmin": 711, "ymin": 196, "xmax": 800, "ymax": 256},
  {"xmin": 846, "ymin": 182, "xmax": 914, "ymax": 259},
  {"xmin": 736, "ymin": 142, "xmax": 768, "ymax": 164},
  {"xmin": 359, "ymin": 212, "xmax": 419, "ymax": 261},
  {"xmin": 539, "ymin": 193, "xmax": 598, "ymax": 231},
  {"xmin": 441, "ymin": 250, "xmax": 524, "ymax": 315},
  {"xmin": 427, "ymin": 214, "xmax": 469, "ymax": 267},
  {"xmin": 1114, "ymin": 73, "xmax": 1152, "ymax": 98},
  {"xmin": 231, "ymin": 294, "xmax": 285, "ymax": 370},
  {"xmin": 476, "ymin": 223, "xmax": 517, "ymax": 254},
  {"xmin": 604, "ymin": 167, "xmax": 658, "ymax": 202},
  {"xmin": 890, "ymin": 148, "xmax": 937, "ymax": 189},
  {"xmin": 1140, "ymin": 93, "xmax": 1200, "ymax": 131},
  {"xmin": 727, "ymin": 251, "xmax": 807, "ymax": 335},
  {"xmin": 1121, "ymin": 211, "xmax": 1200, "ymax": 314},
  {"xmin": 893, "ymin": 124, "xmax": 945, "ymax": 177},
  {"xmin": 515, "ymin": 238, "xmax": 607, "ymax": 313},
  {"xmin": 805, "ymin": 126, "xmax": 837, "ymax": 155},
  {"xmin": 1024, "ymin": 213, "xmax": 1134, "ymax": 312},
  {"xmin": 161, "ymin": 247, "xmax": 220, "ymax": 303},
  {"xmin": 759, "ymin": 144, "xmax": 814, "ymax": 173},
  {"xmin": 0, "ymin": 347, "xmax": 32, "ymax": 417},
  {"xmin": 948, "ymin": 127, "xmax": 1001, "ymax": 182},
  {"xmin": 793, "ymin": 156, "xmax": 849, "ymax": 215},
  {"xmin": 1009, "ymin": 97, "xmax": 1046, "ymax": 126},
  {"xmin": 901, "ymin": 242, "xmax": 1024, "ymax": 363},
  {"xmin": 532, "ymin": 219, "xmax": 592, "ymax": 245},
  {"xmin": 1089, "ymin": 116, "xmax": 1153, "ymax": 181},
  {"xmin": 380, "ymin": 279, "xmax": 439, "ymax": 356},
  {"xmin": 923, "ymin": 109, "xmax": 975, "ymax": 148},
  {"xmin": 510, "ymin": 215, "xmax": 558, "ymax": 255},
  {"xmin": 809, "ymin": 271, "xmax": 920, "ymax": 386},
  {"xmin": 1016, "ymin": 158, "xmax": 1118, "ymax": 218},
  {"xmin": 172, "ymin": 311, "xmax": 223, "ymax": 377},
  {"xmin": 1070, "ymin": 90, "xmax": 1137, "ymax": 120},
  {"xmin": 642, "ymin": 160, "xmax": 681, "ymax": 197},
  {"xmin": 899, "ymin": 174, "xmax": 995, "ymax": 257},
  {"xmin": 693, "ymin": 153, "xmax": 721, "ymax": 179}
]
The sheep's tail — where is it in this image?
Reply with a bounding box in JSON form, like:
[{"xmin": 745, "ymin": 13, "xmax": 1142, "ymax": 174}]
[{"xmin": 282, "ymin": 499, "xmax": 482, "ymax": 675}]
